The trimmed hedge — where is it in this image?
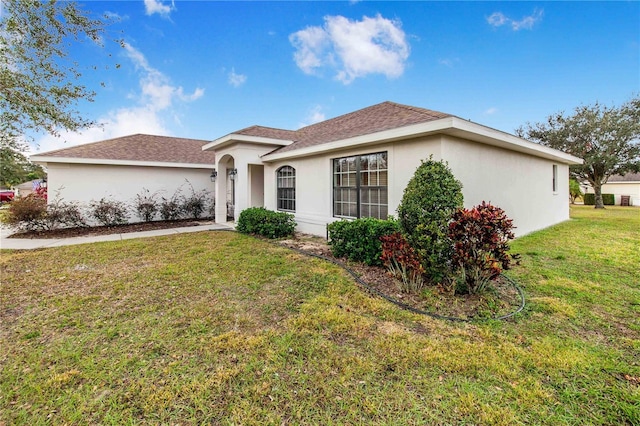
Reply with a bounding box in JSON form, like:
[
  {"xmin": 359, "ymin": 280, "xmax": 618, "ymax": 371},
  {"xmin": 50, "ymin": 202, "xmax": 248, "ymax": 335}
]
[
  {"xmin": 236, "ymin": 207, "xmax": 296, "ymax": 239},
  {"xmin": 327, "ymin": 217, "xmax": 400, "ymax": 266},
  {"xmin": 603, "ymin": 194, "xmax": 615, "ymax": 205},
  {"xmin": 583, "ymin": 193, "xmax": 595, "ymax": 205},
  {"xmin": 584, "ymin": 193, "xmax": 615, "ymax": 205}
]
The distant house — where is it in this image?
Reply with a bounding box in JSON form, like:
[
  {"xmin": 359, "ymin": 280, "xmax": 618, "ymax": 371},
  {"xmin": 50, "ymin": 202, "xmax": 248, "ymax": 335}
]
[
  {"xmin": 32, "ymin": 102, "xmax": 583, "ymax": 236},
  {"xmin": 584, "ymin": 173, "xmax": 640, "ymax": 206},
  {"xmin": 31, "ymin": 134, "xmax": 216, "ymax": 211},
  {"xmin": 12, "ymin": 180, "xmax": 40, "ymax": 198}
]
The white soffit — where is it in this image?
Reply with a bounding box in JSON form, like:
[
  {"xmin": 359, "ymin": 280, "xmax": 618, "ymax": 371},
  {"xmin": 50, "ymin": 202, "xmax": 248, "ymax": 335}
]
[
  {"xmin": 261, "ymin": 117, "xmax": 583, "ymax": 165},
  {"xmin": 202, "ymin": 134, "xmax": 294, "ymax": 152},
  {"xmin": 30, "ymin": 156, "xmax": 215, "ymax": 170}
]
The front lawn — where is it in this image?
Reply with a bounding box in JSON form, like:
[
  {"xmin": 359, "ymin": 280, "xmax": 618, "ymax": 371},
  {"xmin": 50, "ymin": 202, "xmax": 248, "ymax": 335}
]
[{"xmin": 1, "ymin": 205, "xmax": 638, "ymax": 424}]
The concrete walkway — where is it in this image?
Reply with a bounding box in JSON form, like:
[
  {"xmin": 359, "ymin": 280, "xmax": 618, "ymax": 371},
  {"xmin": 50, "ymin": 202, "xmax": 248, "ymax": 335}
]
[{"xmin": 0, "ymin": 222, "xmax": 234, "ymax": 250}]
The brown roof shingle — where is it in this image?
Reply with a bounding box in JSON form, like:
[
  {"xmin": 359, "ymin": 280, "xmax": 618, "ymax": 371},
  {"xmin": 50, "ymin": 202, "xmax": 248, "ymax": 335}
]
[
  {"xmin": 228, "ymin": 101, "xmax": 452, "ymax": 154},
  {"xmin": 234, "ymin": 125, "xmax": 297, "ymax": 141},
  {"xmin": 608, "ymin": 172, "xmax": 640, "ymax": 182},
  {"xmin": 34, "ymin": 134, "xmax": 216, "ymax": 165}
]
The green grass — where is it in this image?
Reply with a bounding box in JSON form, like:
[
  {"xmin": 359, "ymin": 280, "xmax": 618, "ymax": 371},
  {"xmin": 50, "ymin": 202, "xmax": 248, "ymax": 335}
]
[{"xmin": 1, "ymin": 206, "xmax": 638, "ymax": 425}]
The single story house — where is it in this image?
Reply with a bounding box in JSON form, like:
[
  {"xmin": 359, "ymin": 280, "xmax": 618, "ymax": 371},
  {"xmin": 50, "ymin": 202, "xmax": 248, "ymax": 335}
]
[
  {"xmin": 31, "ymin": 134, "xmax": 216, "ymax": 212},
  {"xmin": 583, "ymin": 172, "xmax": 640, "ymax": 206},
  {"xmin": 205, "ymin": 101, "xmax": 582, "ymax": 237},
  {"xmin": 32, "ymin": 102, "xmax": 583, "ymax": 236}
]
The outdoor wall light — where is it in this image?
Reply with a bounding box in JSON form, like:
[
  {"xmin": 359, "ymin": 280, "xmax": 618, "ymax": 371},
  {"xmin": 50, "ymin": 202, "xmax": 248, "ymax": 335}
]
[
  {"xmin": 210, "ymin": 169, "xmax": 217, "ymax": 182},
  {"xmin": 229, "ymin": 168, "xmax": 238, "ymax": 181},
  {"xmin": 41, "ymin": 177, "xmax": 48, "ymax": 188}
]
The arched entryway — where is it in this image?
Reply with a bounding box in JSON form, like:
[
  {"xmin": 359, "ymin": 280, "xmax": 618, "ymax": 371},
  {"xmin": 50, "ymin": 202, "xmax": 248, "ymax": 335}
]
[{"xmin": 214, "ymin": 154, "xmax": 236, "ymax": 223}]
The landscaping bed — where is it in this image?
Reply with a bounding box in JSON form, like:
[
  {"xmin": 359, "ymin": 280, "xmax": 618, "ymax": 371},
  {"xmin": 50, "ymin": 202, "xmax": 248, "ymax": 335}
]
[
  {"xmin": 6, "ymin": 218, "xmax": 214, "ymax": 239},
  {"xmin": 279, "ymin": 234, "xmax": 523, "ymax": 321}
]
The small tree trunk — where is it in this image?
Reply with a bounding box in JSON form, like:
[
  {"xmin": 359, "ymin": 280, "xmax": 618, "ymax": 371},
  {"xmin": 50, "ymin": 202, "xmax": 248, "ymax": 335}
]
[{"xmin": 594, "ymin": 183, "xmax": 605, "ymax": 209}]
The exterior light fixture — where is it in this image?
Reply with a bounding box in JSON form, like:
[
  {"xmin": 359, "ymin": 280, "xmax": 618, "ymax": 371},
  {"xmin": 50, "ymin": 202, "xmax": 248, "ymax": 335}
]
[
  {"xmin": 41, "ymin": 177, "xmax": 47, "ymax": 188},
  {"xmin": 210, "ymin": 169, "xmax": 217, "ymax": 182},
  {"xmin": 229, "ymin": 168, "xmax": 238, "ymax": 181}
]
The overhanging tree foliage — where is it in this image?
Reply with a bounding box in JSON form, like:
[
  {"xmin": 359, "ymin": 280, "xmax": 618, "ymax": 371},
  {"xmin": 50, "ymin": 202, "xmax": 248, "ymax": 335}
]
[
  {"xmin": 0, "ymin": 147, "xmax": 45, "ymax": 187},
  {"xmin": 0, "ymin": 0, "xmax": 119, "ymax": 152},
  {"xmin": 517, "ymin": 97, "xmax": 640, "ymax": 208}
]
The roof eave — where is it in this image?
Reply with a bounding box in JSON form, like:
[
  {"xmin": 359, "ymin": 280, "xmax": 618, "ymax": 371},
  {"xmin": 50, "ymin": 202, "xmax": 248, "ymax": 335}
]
[
  {"xmin": 445, "ymin": 117, "xmax": 584, "ymax": 165},
  {"xmin": 202, "ymin": 134, "xmax": 294, "ymax": 152},
  {"xmin": 260, "ymin": 117, "xmax": 583, "ymax": 165},
  {"xmin": 30, "ymin": 156, "xmax": 216, "ymax": 169}
]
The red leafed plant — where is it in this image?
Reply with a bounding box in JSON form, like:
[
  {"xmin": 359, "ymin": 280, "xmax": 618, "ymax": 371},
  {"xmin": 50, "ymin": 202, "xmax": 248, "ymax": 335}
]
[
  {"xmin": 380, "ymin": 232, "xmax": 425, "ymax": 293},
  {"xmin": 448, "ymin": 202, "xmax": 519, "ymax": 294},
  {"xmin": 34, "ymin": 185, "xmax": 47, "ymax": 202}
]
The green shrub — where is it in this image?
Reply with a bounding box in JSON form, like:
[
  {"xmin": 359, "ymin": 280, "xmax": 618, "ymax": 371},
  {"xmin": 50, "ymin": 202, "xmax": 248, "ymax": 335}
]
[
  {"xmin": 397, "ymin": 157, "xmax": 463, "ymax": 283},
  {"xmin": 569, "ymin": 179, "xmax": 583, "ymax": 204},
  {"xmin": 583, "ymin": 193, "xmax": 595, "ymax": 205},
  {"xmin": 603, "ymin": 194, "xmax": 615, "ymax": 205},
  {"xmin": 236, "ymin": 207, "xmax": 295, "ymax": 239},
  {"xmin": 582, "ymin": 193, "xmax": 614, "ymax": 206},
  {"xmin": 327, "ymin": 217, "xmax": 400, "ymax": 266}
]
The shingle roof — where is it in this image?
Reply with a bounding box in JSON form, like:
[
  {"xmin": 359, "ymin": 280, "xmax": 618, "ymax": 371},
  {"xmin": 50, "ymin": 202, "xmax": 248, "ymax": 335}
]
[
  {"xmin": 228, "ymin": 102, "xmax": 452, "ymax": 154},
  {"xmin": 234, "ymin": 125, "xmax": 297, "ymax": 141},
  {"xmin": 33, "ymin": 134, "xmax": 216, "ymax": 165},
  {"xmin": 608, "ymin": 172, "xmax": 640, "ymax": 182}
]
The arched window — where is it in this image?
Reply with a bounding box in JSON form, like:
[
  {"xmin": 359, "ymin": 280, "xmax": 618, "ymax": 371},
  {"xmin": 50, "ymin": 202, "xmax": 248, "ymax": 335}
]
[{"xmin": 277, "ymin": 166, "xmax": 296, "ymax": 212}]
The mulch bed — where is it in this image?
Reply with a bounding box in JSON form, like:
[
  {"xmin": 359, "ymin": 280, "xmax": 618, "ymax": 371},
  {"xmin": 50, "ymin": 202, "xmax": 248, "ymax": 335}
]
[
  {"xmin": 7, "ymin": 219, "xmax": 214, "ymax": 239},
  {"xmin": 278, "ymin": 233, "xmax": 523, "ymax": 321}
]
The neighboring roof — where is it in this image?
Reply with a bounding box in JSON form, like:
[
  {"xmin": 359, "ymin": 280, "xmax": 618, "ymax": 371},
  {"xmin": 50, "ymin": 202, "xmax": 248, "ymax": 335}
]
[
  {"xmin": 205, "ymin": 101, "xmax": 582, "ymax": 165},
  {"xmin": 31, "ymin": 134, "xmax": 216, "ymax": 168},
  {"xmin": 14, "ymin": 181, "xmax": 38, "ymax": 190},
  {"xmin": 608, "ymin": 172, "xmax": 640, "ymax": 183}
]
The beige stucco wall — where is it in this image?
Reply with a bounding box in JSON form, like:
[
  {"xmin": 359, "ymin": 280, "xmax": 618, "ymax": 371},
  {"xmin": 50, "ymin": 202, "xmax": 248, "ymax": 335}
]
[
  {"xmin": 46, "ymin": 163, "xmax": 215, "ymax": 222},
  {"xmin": 441, "ymin": 136, "xmax": 569, "ymax": 236},
  {"xmin": 212, "ymin": 142, "xmax": 278, "ymax": 222},
  {"xmin": 584, "ymin": 182, "xmax": 640, "ymax": 206},
  {"xmin": 264, "ymin": 134, "xmax": 570, "ymax": 237}
]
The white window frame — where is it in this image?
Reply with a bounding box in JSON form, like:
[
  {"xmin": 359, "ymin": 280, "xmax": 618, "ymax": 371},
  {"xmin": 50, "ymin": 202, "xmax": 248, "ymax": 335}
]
[{"xmin": 276, "ymin": 166, "xmax": 296, "ymax": 212}]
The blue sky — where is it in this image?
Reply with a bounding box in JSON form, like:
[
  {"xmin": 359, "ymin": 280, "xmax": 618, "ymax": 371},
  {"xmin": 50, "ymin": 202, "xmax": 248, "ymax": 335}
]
[{"xmin": 33, "ymin": 0, "xmax": 639, "ymax": 153}]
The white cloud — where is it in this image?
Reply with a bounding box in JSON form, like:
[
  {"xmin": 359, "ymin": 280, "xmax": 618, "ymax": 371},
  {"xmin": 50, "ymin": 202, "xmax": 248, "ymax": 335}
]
[
  {"xmin": 484, "ymin": 107, "xmax": 498, "ymax": 115},
  {"xmin": 290, "ymin": 14, "xmax": 410, "ymax": 84},
  {"xmin": 143, "ymin": 0, "xmax": 175, "ymax": 18},
  {"xmin": 487, "ymin": 12, "xmax": 508, "ymax": 27},
  {"xmin": 438, "ymin": 58, "xmax": 460, "ymax": 68},
  {"xmin": 487, "ymin": 9, "xmax": 543, "ymax": 31},
  {"xmin": 298, "ymin": 105, "xmax": 326, "ymax": 128},
  {"xmin": 228, "ymin": 68, "xmax": 247, "ymax": 88},
  {"xmin": 32, "ymin": 43, "xmax": 204, "ymax": 153}
]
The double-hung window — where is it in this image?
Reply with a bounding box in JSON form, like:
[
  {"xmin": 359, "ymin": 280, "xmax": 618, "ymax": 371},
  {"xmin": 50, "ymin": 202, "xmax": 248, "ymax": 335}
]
[
  {"xmin": 277, "ymin": 166, "xmax": 296, "ymax": 212},
  {"xmin": 333, "ymin": 152, "xmax": 388, "ymax": 219}
]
